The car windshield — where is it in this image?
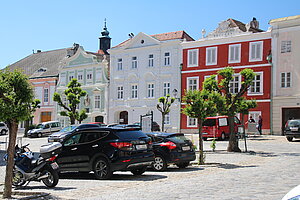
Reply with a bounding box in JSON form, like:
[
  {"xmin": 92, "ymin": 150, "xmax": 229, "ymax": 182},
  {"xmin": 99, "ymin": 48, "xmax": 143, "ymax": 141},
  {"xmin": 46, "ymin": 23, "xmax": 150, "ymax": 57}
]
[
  {"xmin": 114, "ymin": 130, "xmax": 148, "ymax": 139},
  {"xmin": 60, "ymin": 125, "xmax": 77, "ymax": 133},
  {"xmin": 203, "ymin": 119, "xmax": 216, "ymax": 126},
  {"xmin": 167, "ymin": 134, "xmax": 191, "ymax": 143},
  {"xmin": 36, "ymin": 124, "xmax": 44, "ymax": 129},
  {"xmin": 288, "ymin": 120, "xmax": 300, "ymax": 127}
]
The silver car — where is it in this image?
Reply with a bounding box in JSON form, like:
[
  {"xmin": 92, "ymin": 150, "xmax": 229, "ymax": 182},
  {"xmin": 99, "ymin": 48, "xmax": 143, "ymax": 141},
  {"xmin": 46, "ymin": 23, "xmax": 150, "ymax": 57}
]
[{"xmin": 27, "ymin": 121, "xmax": 61, "ymax": 138}]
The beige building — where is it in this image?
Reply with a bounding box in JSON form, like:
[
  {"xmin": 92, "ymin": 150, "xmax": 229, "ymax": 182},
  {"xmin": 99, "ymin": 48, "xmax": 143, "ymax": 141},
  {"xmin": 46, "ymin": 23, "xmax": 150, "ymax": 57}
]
[{"xmin": 269, "ymin": 15, "xmax": 300, "ymax": 135}]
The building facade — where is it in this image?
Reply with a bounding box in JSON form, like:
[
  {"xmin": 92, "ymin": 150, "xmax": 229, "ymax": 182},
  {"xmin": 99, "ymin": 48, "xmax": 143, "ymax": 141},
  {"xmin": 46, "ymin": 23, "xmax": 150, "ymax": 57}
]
[
  {"xmin": 269, "ymin": 15, "xmax": 300, "ymax": 135},
  {"xmin": 108, "ymin": 31, "xmax": 194, "ymax": 131},
  {"xmin": 181, "ymin": 18, "xmax": 272, "ymax": 134}
]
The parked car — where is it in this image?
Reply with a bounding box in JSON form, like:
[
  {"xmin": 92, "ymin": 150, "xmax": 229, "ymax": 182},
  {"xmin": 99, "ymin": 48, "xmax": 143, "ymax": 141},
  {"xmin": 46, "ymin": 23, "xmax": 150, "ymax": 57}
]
[
  {"xmin": 48, "ymin": 123, "xmax": 101, "ymax": 143},
  {"xmin": 202, "ymin": 116, "xmax": 241, "ymax": 140},
  {"xmin": 284, "ymin": 119, "xmax": 300, "ymax": 142},
  {"xmin": 27, "ymin": 121, "xmax": 61, "ymax": 138},
  {"xmin": 56, "ymin": 127, "xmax": 154, "ymax": 179},
  {"xmin": 146, "ymin": 132, "xmax": 196, "ymax": 171},
  {"xmin": 0, "ymin": 122, "xmax": 8, "ymax": 135}
]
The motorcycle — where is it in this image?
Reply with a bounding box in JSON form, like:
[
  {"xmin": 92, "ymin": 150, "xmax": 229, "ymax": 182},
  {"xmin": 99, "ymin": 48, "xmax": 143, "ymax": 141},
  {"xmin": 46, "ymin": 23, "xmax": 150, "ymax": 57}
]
[{"xmin": 4, "ymin": 142, "xmax": 62, "ymax": 187}]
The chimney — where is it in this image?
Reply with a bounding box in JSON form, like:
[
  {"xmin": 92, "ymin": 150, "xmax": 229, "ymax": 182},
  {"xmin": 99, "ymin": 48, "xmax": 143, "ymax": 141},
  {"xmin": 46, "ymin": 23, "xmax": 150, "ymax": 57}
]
[{"xmin": 37, "ymin": 50, "xmax": 42, "ymax": 53}]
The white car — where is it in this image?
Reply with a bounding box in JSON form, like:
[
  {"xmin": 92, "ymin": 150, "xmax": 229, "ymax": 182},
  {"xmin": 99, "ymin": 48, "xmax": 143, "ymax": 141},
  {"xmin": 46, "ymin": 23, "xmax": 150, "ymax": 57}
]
[
  {"xmin": 282, "ymin": 185, "xmax": 300, "ymax": 200},
  {"xmin": 0, "ymin": 122, "xmax": 8, "ymax": 135},
  {"xmin": 27, "ymin": 121, "xmax": 61, "ymax": 138}
]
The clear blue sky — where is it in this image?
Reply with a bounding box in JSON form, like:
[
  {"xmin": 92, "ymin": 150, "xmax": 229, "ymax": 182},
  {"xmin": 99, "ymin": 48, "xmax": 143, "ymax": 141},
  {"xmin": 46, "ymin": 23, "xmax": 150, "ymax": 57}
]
[{"xmin": 0, "ymin": 0, "xmax": 299, "ymax": 69}]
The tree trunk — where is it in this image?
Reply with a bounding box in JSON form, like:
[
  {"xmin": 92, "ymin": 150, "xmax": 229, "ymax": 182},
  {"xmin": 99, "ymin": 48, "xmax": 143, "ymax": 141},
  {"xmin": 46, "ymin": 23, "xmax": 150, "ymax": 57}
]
[
  {"xmin": 227, "ymin": 115, "xmax": 241, "ymax": 152},
  {"xmin": 23, "ymin": 119, "xmax": 30, "ymax": 137},
  {"xmin": 161, "ymin": 114, "xmax": 165, "ymax": 132},
  {"xmin": 3, "ymin": 120, "xmax": 18, "ymax": 198},
  {"xmin": 198, "ymin": 119, "xmax": 204, "ymax": 165}
]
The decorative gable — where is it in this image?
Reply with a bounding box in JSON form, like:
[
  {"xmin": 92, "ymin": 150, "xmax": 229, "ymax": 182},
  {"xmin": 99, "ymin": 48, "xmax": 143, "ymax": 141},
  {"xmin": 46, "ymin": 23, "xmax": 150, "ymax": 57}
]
[{"xmin": 123, "ymin": 32, "xmax": 160, "ymax": 49}]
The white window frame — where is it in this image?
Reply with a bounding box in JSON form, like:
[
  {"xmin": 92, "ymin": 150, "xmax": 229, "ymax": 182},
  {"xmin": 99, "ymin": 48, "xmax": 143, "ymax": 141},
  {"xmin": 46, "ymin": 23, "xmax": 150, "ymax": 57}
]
[
  {"xmin": 187, "ymin": 49, "xmax": 198, "ymax": 67},
  {"xmin": 281, "ymin": 72, "xmax": 292, "ymax": 88},
  {"xmin": 248, "ymin": 111, "xmax": 261, "ymax": 124},
  {"xmin": 249, "ymin": 41, "xmax": 263, "ymax": 62},
  {"xmin": 131, "ymin": 84, "xmax": 138, "ymax": 99},
  {"xmin": 77, "ymin": 71, "xmax": 83, "ymax": 82},
  {"xmin": 204, "ymin": 75, "xmax": 218, "ymax": 81},
  {"xmin": 164, "ymin": 113, "xmax": 170, "ymax": 125},
  {"xmin": 187, "ymin": 77, "xmax": 199, "ymax": 91},
  {"xmin": 163, "ymin": 82, "xmax": 170, "ymax": 96},
  {"xmin": 148, "ymin": 54, "xmax": 154, "ymax": 67},
  {"xmin": 147, "ymin": 83, "xmax": 155, "ymax": 98},
  {"xmin": 229, "ymin": 74, "xmax": 241, "ymax": 94},
  {"xmin": 117, "ymin": 86, "xmax": 124, "ymax": 100},
  {"xmin": 132, "ymin": 57, "xmax": 137, "ymax": 69},
  {"xmin": 281, "ymin": 41, "xmax": 292, "ymax": 53},
  {"xmin": 94, "ymin": 95, "xmax": 101, "ymax": 109},
  {"xmin": 164, "ymin": 52, "xmax": 170, "ymax": 66},
  {"xmin": 69, "ymin": 75, "xmax": 74, "ymax": 82},
  {"xmin": 187, "ymin": 116, "xmax": 197, "ymax": 127},
  {"xmin": 206, "ymin": 47, "xmax": 217, "ymax": 65},
  {"xmin": 117, "ymin": 58, "xmax": 123, "ymax": 71},
  {"xmin": 44, "ymin": 88, "xmax": 49, "ymax": 103},
  {"xmin": 228, "ymin": 44, "xmax": 241, "ymax": 63},
  {"xmin": 87, "ymin": 72, "xmax": 93, "ymax": 81},
  {"xmin": 248, "ymin": 72, "xmax": 263, "ymax": 95}
]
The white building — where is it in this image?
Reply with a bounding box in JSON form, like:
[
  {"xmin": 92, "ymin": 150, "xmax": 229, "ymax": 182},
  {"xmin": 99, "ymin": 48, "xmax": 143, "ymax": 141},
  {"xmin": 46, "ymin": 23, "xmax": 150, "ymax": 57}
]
[
  {"xmin": 269, "ymin": 15, "xmax": 300, "ymax": 134},
  {"xmin": 108, "ymin": 31, "xmax": 194, "ymax": 132}
]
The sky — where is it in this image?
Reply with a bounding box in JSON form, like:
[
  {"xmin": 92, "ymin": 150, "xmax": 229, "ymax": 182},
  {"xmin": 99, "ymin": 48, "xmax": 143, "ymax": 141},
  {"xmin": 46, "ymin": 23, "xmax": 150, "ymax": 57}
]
[{"xmin": 0, "ymin": 0, "xmax": 299, "ymax": 69}]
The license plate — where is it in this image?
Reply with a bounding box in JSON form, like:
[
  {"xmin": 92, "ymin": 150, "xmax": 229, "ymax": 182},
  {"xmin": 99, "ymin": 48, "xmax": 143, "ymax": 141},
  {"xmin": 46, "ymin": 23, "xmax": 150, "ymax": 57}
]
[
  {"xmin": 182, "ymin": 146, "xmax": 190, "ymax": 151},
  {"xmin": 291, "ymin": 127, "xmax": 299, "ymax": 132},
  {"xmin": 50, "ymin": 162, "xmax": 59, "ymax": 170},
  {"xmin": 136, "ymin": 144, "xmax": 147, "ymax": 150}
]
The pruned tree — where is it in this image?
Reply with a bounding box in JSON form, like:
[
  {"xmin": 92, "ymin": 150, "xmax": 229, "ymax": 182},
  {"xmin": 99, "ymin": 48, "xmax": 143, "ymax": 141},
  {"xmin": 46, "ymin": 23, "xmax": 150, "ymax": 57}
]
[
  {"xmin": 24, "ymin": 99, "xmax": 41, "ymax": 137},
  {"xmin": 204, "ymin": 67, "xmax": 256, "ymax": 152},
  {"xmin": 0, "ymin": 70, "xmax": 35, "ymax": 198},
  {"xmin": 53, "ymin": 79, "xmax": 87, "ymax": 125},
  {"xmin": 157, "ymin": 94, "xmax": 175, "ymax": 132},
  {"xmin": 182, "ymin": 88, "xmax": 224, "ymax": 164}
]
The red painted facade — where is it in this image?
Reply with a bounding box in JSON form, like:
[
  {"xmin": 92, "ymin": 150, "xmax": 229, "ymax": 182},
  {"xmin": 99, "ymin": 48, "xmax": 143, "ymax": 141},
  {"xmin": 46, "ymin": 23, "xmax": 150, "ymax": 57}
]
[{"xmin": 181, "ymin": 36, "xmax": 272, "ymax": 134}]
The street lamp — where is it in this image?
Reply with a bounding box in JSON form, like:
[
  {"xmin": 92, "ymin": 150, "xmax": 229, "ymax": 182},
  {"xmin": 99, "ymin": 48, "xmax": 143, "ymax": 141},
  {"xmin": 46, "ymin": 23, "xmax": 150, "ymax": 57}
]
[{"xmin": 172, "ymin": 89, "xmax": 180, "ymax": 102}]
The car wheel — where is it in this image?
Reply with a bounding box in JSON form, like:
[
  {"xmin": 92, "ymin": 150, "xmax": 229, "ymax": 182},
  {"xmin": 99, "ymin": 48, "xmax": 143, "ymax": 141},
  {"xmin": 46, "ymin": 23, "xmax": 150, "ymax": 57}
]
[
  {"xmin": 131, "ymin": 166, "xmax": 147, "ymax": 175},
  {"xmin": 0, "ymin": 130, "xmax": 5, "ymax": 135},
  {"xmin": 93, "ymin": 158, "xmax": 112, "ymax": 180},
  {"xmin": 176, "ymin": 162, "xmax": 190, "ymax": 169},
  {"xmin": 220, "ymin": 133, "xmax": 226, "ymax": 141},
  {"xmin": 286, "ymin": 136, "xmax": 293, "ymax": 142},
  {"xmin": 152, "ymin": 155, "xmax": 167, "ymax": 171},
  {"xmin": 37, "ymin": 133, "xmax": 42, "ymax": 138}
]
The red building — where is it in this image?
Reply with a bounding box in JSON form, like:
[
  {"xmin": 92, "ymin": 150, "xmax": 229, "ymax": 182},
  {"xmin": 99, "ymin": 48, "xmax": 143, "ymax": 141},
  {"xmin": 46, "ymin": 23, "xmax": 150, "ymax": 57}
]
[{"xmin": 181, "ymin": 18, "xmax": 272, "ymax": 134}]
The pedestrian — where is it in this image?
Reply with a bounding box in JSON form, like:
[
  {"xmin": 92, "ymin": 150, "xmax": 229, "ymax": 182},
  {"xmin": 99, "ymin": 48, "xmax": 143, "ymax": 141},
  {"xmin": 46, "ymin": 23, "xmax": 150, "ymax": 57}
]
[
  {"xmin": 257, "ymin": 115, "xmax": 263, "ymax": 135},
  {"xmin": 248, "ymin": 116, "xmax": 255, "ymax": 123}
]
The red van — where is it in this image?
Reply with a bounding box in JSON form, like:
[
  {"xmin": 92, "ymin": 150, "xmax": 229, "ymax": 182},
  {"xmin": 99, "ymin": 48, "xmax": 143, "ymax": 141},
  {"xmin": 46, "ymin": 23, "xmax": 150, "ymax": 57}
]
[{"xmin": 202, "ymin": 116, "xmax": 241, "ymax": 140}]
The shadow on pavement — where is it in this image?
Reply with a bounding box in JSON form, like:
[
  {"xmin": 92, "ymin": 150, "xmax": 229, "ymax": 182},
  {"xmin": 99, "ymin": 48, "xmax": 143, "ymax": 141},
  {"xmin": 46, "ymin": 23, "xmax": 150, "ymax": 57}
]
[
  {"xmin": 59, "ymin": 172, "xmax": 167, "ymax": 181},
  {"xmin": 14, "ymin": 185, "xmax": 75, "ymax": 191},
  {"xmin": 216, "ymin": 163, "xmax": 258, "ymax": 169},
  {"xmin": 247, "ymin": 151, "xmax": 278, "ymax": 157}
]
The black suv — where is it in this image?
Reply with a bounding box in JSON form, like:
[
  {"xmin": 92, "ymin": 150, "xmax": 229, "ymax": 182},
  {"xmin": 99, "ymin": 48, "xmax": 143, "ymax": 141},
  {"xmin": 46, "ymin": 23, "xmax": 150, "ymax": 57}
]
[
  {"xmin": 56, "ymin": 127, "xmax": 154, "ymax": 179},
  {"xmin": 146, "ymin": 132, "xmax": 196, "ymax": 171},
  {"xmin": 284, "ymin": 119, "xmax": 300, "ymax": 142}
]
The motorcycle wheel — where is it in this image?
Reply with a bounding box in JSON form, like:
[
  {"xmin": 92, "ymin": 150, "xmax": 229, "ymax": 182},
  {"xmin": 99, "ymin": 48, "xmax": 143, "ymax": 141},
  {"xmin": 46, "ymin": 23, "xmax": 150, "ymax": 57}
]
[
  {"xmin": 41, "ymin": 168, "xmax": 59, "ymax": 187},
  {"xmin": 12, "ymin": 170, "xmax": 26, "ymax": 187}
]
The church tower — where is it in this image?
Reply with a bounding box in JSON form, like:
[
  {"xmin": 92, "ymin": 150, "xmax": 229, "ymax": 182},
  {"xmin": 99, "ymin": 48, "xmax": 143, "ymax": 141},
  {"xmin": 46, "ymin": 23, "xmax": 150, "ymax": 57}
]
[{"xmin": 99, "ymin": 19, "xmax": 111, "ymax": 55}]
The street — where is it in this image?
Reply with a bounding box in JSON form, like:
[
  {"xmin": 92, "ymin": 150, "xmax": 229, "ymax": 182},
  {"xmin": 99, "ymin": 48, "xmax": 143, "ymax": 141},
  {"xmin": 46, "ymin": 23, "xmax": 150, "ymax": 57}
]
[{"xmin": 0, "ymin": 134, "xmax": 299, "ymax": 200}]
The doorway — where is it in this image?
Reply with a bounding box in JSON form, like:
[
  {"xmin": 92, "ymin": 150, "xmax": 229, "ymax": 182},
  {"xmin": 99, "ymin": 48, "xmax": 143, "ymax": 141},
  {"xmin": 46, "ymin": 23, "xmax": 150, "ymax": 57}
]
[
  {"xmin": 95, "ymin": 116, "xmax": 104, "ymax": 123},
  {"xmin": 119, "ymin": 111, "xmax": 128, "ymax": 124},
  {"xmin": 282, "ymin": 107, "xmax": 300, "ymax": 135},
  {"xmin": 41, "ymin": 112, "xmax": 51, "ymax": 122}
]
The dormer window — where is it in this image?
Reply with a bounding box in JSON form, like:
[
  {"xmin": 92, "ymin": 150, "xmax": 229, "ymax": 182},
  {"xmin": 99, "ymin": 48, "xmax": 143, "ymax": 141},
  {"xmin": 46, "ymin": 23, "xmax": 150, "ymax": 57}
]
[{"xmin": 37, "ymin": 68, "xmax": 47, "ymax": 72}]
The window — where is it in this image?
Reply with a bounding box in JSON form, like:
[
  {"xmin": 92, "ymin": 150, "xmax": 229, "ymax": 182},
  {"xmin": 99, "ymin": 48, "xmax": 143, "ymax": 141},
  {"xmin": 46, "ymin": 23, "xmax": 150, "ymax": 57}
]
[
  {"xmin": 281, "ymin": 41, "xmax": 292, "ymax": 53},
  {"xmin": 188, "ymin": 49, "xmax": 198, "ymax": 67},
  {"xmin": 77, "ymin": 74, "xmax": 83, "ymax": 81},
  {"xmin": 281, "ymin": 72, "xmax": 291, "ymax": 88},
  {"xmin": 64, "ymin": 133, "xmax": 82, "ymax": 146},
  {"xmin": 206, "ymin": 47, "xmax": 217, "ymax": 65},
  {"xmin": 117, "ymin": 58, "xmax": 123, "ymax": 70},
  {"xmin": 147, "ymin": 83, "xmax": 154, "ymax": 98},
  {"xmin": 131, "ymin": 84, "xmax": 138, "ymax": 99},
  {"xmin": 187, "ymin": 77, "xmax": 199, "ymax": 91},
  {"xmin": 229, "ymin": 75, "xmax": 240, "ymax": 94},
  {"xmin": 248, "ymin": 111, "xmax": 261, "ymax": 123},
  {"xmin": 117, "ymin": 86, "xmax": 124, "ymax": 99},
  {"xmin": 204, "ymin": 75, "xmax": 217, "ymax": 81},
  {"xmin": 187, "ymin": 116, "xmax": 197, "ymax": 127},
  {"xmin": 87, "ymin": 73, "xmax": 92, "ymax": 80},
  {"xmin": 229, "ymin": 44, "xmax": 241, "ymax": 63},
  {"xmin": 69, "ymin": 75, "xmax": 74, "ymax": 81},
  {"xmin": 132, "ymin": 57, "xmax": 137, "ymax": 69},
  {"xmin": 148, "ymin": 54, "xmax": 154, "ymax": 67},
  {"xmin": 163, "ymin": 82, "xmax": 170, "ymax": 96},
  {"xmin": 164, "ymin": 113, "xmax": 170, "ymax": 125},
  {"xmin": 164, "ymin": 52, "xmax": 170, "ymax": 66},
  {"xmin": 249, "ymin": 72, "xmax": 263, "ymax": 94},
  {"xmin": 44, "ymin": 88, "xmax": 49, "ymax": 103},
  {"xmin": 94, "ymin": 95, "xmax": 101, "ymax": 109},
  {"xmin": 249, "ymin": 41, "xmax": 263, "ymax": 62}
]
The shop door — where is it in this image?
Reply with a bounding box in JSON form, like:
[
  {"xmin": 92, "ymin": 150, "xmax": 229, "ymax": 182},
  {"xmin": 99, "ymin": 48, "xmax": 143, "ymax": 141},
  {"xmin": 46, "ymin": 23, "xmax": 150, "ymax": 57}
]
[{"xmin": 41, "ymin": 112, "xmax": 52, "ymax": 122}]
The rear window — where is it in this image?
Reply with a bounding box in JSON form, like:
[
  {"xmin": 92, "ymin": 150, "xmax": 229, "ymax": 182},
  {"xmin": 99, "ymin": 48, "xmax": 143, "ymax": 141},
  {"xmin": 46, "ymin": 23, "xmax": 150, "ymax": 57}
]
[
  {"xmin": 167, "ymin": 134, "xmax": 191, "ymax": 143},
  {"xmin": 114, "ymin": 130, "xmax": 148, "ymax": 139},
  {"xmin": 202, "ymin": 119, "xmax": 216, "ymax": 126},
  {"xmin": 288, "ymin": 120, "xmax": 300, "ymax": 127}
]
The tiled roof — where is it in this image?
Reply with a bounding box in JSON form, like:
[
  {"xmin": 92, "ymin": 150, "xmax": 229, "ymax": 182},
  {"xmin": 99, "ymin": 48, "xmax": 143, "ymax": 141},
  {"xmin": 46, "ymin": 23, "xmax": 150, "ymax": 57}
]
[
  {"xmin": 5, "ymin": 48, "xmax": 71, "ymax": 78},
  {"xmin": 113, "ymin": 30, "xmax": 194, "ymax": 48},
  {"xmin": 229, "ymin": 18, "xmax": 264, "ymax": 33},
  {"xmin": 269, "ymin": 15, "xmax": 300, "ymax": 24}
]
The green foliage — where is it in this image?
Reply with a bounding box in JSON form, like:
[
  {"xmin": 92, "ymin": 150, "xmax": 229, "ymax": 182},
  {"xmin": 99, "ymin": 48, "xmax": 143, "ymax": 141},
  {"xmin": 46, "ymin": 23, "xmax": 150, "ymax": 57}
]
[
  {"xmin": 210, "ymin": 138, "xmax": 216, "ymax": 152},
  {"xmin": 54, "ymin": 78, "xmax": 88, "ymax": 124}
]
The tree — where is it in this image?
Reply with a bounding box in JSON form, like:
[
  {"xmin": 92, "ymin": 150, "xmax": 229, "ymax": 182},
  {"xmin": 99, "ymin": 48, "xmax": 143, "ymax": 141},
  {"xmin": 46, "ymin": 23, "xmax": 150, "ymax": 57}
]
[
  {"xmin": 0, "ymin": 70, "xmax": 35, "ymax": 198},
  {"xmin": 53, "ymin": 79, "xmax": 87, "ymax": 125},
  {"xmin": 182, "ymin": 88, "xmax": 224, "ymax": 164},
  {"xmin": 157, "ymin": 94, "xmax": 175, "ymax": 132},
  {"xmin": 24, "ymin": 99, "xmax": 41, "ymax": 137},
  {"xmin": 204, "ymin": 67, "xmax": 256, "ymax": 152}
]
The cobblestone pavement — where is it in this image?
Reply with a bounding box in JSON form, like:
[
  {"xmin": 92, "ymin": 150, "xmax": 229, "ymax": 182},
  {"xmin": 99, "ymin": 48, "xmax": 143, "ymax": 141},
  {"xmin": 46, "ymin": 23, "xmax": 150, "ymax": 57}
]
[{"xmin": 0, "ymin": 133, "xmax": 299, "ymax": 200}]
